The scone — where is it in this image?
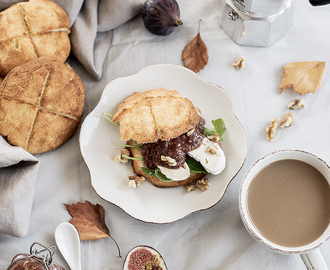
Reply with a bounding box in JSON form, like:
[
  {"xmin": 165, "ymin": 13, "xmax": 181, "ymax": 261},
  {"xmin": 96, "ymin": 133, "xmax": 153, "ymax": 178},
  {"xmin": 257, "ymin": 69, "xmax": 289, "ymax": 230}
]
[
  {"xmin": 0, "ymin": 0, "xmax": 71, "ymax": 76},
  {"xmin": 0, "ymin": 56, "xmax": 86, "ymax": 154}
]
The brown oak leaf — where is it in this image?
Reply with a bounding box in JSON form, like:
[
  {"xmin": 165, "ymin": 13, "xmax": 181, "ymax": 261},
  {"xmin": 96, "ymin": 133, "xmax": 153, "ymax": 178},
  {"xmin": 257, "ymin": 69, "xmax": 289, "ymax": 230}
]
[
  {"xmin": 182, "ymin": 21, "xmax": 208, "ymax": 73},
  {"xmin": 64, "ymin": 200, "xmax": 121, "ymax": 257},
  {"xmin": 280, "ymin": 61, "xmax": 326, "ymax": 95}
]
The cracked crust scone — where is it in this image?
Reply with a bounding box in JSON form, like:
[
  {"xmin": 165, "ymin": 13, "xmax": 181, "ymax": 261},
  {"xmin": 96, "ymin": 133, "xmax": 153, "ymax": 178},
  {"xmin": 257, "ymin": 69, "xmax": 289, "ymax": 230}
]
[
  {"xmin": 0, "ymin": 0, "xmax": 71, "ymax": 76},
  {"xmin": 112, "ymin": 88, "xmax": 200, "ymax": 144},
  {"xmin": 0, "ymin": 56, "xmax": 86, "ymax": 154}
]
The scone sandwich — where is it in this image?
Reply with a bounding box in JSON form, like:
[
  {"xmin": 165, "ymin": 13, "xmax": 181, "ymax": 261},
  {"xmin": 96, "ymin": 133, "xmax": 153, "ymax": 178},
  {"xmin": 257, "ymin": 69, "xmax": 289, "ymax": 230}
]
[{"xmin": 107, "ymin": 88, "xmax": 226, "ymax": 188}]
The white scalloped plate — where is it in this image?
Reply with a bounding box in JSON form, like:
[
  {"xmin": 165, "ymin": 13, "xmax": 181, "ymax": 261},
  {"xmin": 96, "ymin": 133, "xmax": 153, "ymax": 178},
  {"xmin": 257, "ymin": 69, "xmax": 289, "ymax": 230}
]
[{"xmin": 79, "ymin": 64, "xmax": 247, "ymax": 223}]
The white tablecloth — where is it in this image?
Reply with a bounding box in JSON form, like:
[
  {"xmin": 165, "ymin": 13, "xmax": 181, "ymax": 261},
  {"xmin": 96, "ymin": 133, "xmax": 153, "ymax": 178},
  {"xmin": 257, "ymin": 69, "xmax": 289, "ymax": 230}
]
[{"xmin": 1, "ymin": 0, "xmax": 330, "ymax": 269}]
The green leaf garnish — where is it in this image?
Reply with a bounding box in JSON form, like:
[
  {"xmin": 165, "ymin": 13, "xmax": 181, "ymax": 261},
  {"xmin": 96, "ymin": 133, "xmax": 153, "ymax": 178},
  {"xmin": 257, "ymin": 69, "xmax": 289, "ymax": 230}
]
[
  {"xmin": 186, "ymin": 158, "xmax": 208, "ymax": 174},
  {"xmin": 122, "ymin": 155, "xmax": 143, "ymax": 161},
  {"xmin": 203, "ymin": 118, "xmax": 226, "ymax": 141},
  {"xmin": 102, "ymin": 112, "xmax": 119, "ymax": 126},
  {"xmin": 155, "ymin": 168, "xmax": 172, "ymax": 182},
  {"xmin": 203, "ymin": 127, "xmax": 216, "ymax": 136},
  {"xmin": 212, "ymin": 118, "xmax": 226, "ymax": 138},
  {"xmin": 116, "ymin": 143, "xmax": 142, "ymax": 149},
  {"xmin": 141, "ymin": 167, "xmax": 156, "ymax": 177},
  {"xmin": 141, "ymin": 167, "xmax": 172, "ymax": 182}
]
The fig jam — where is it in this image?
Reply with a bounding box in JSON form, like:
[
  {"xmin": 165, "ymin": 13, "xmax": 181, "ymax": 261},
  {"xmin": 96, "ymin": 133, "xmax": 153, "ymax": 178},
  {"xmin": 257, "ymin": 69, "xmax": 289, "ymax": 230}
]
[{"xmin": 141, "ymin": 117, "xmax": 205, "ymax": 169}]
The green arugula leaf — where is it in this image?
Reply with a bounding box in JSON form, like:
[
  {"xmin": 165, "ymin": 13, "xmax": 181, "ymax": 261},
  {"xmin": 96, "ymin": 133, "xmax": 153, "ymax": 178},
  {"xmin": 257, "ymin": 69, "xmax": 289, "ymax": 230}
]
[
  {"xmin": 186, "ymin": 158, "xmax": 208, "ymax": 174},
  {"xmin": 203, "ymin": 127, "xmax": 216, "ymax": 136},
  {"xmin": 102, "ymin": 112, "xmax": 119, "ymax": 126},
  {"xmin": 116, "ymin": 143, "xmax": 142, "ymax": 149},
  {"xmin": 141, "ymin": 167, "xmax": 157, "ymax": 177},
  {"xmin": 212, "ymin": 118, "xmax": 226, "ymax": 138},
  {"xmin": 203, "ymin": 118, "xmax": 226, "ymax": 141},
  {"xmin": 155, "ymin": 168, "xmax": 172, "ymax": 182},
  {"xmin": 141, "ymin": 167, "xmax": 173, "ymax": 182},
  {"xmin": 122, "ymin": 155, "xmax": 143, "ymax": 161}
]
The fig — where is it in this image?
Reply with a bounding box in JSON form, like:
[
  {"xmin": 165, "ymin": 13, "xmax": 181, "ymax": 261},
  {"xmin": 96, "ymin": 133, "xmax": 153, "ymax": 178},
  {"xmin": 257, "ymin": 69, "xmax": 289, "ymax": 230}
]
[
  {"xmin": 142, "ymin": 0, "xmax": 183, "ymax": 36},
  {"xmin": 123, "ymin": 245, "xmax": 168, "ymax": 270}
]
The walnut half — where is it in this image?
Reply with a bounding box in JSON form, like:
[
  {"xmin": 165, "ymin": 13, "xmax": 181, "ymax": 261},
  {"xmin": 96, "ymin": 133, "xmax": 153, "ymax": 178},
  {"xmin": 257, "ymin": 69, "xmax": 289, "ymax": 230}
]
[
  {"xmin": 161, "ymin": 155, "xmax": 177, "ymax": 167},
  {"xmin": 266, "ymin": 117, "xmax": 280, "ymax": 141},
  {"xmin": 232, "ymin": 56, "xmax": 245, "ymax": 69},
  {"xmin": 196, "ymin": 178, "xmax": 210, "ymax": 191},
  {"xmin": 127, "ymin": 176, "xmax": 145, "ymax": 189},
  {"xmin": 185, "ymin": 183, "xmax": 197, "ymax": 192},
  {"xmin": 288, "ymin": 99, "xmax": 306, "ymax": 110},
  {"xmin": 280, "ymin": 112, "xmax": 294, "ymax": 129}
]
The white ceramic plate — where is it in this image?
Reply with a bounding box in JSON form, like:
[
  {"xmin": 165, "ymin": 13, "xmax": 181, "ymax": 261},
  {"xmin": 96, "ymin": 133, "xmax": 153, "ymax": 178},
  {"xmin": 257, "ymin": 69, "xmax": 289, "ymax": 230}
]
[{"xmin": 79, "ymin": 64, "xmax": 247, "ymax": 223}]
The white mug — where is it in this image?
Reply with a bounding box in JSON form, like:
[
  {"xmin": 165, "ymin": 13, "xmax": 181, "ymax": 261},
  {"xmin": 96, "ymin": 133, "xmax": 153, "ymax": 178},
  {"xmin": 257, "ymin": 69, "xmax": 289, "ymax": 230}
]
[{"xmin": 239, "ymin": 149, "xmax": 330, "ymax": 270}]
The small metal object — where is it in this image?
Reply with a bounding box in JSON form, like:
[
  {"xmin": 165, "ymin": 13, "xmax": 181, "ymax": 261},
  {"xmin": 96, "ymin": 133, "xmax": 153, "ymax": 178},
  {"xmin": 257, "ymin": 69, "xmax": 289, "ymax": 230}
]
[
  {"xmin": 30, "ymin": 242, "xmax": 56, "ymax": 270},
  {"xmin": 228, "ymin": 10, "xmax": 239, "ymax": 21},
  {"xmin": 220, "ymin": 0, "xmax": 292, "ymax": 47}
]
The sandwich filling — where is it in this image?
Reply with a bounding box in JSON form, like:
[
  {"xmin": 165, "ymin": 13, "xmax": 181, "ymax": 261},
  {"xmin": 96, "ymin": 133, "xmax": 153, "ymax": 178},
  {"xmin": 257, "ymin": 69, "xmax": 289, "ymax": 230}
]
[
  {"xmin": 140, "ymin": 117, "xmax": 226, "ymax": 181},
  {"xmin": 141, "ymin": 117, "xmax": 206, "ymax": 170}
]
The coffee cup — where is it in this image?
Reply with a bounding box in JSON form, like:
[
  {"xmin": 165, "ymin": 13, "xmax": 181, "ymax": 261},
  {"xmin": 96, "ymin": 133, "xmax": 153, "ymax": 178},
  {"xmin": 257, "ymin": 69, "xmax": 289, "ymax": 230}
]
[{"xmin": 239, "ymin": 149, "xmax": 330, "ymax": 270}]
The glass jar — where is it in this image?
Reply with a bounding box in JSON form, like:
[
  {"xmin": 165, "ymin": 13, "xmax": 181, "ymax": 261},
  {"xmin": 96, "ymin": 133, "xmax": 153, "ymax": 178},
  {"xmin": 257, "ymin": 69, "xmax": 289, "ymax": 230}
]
[{"xmin": 7, "ymin": 242, "xmax": 64, "ymax": 270}]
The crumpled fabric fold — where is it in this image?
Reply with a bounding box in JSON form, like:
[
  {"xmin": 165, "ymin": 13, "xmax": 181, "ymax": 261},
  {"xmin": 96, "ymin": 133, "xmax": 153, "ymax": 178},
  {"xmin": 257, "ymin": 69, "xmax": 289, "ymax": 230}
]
[{"xmin": 0, "ymin": 137, "xmax": 39, "ymax": 237}]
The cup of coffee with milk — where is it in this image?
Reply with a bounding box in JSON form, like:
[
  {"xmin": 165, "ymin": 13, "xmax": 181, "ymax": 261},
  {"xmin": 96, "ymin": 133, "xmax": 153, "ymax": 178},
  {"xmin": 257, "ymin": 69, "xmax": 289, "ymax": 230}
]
[{"xmin": 240, "ymin": 149, "xmax": 330, "ymax": 270}]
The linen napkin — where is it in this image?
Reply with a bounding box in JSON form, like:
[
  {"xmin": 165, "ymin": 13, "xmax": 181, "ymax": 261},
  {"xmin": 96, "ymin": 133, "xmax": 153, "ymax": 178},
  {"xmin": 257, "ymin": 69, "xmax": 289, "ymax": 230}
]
[
  {"xmin": 69, "ymin": 0, "xmax": 145, "ymax": 80},
  {"xmin": 0, "ymin": 137, "xmax": 39, "ymax": 238}
]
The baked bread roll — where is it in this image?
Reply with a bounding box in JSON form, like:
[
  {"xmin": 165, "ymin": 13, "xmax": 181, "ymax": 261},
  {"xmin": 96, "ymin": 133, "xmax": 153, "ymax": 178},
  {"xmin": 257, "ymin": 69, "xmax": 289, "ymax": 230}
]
[
  {"xmin": 112, "ymin": 88, "xmax": 201, "ymax": 143},
  {"xmin": 0, "ymin": 0, "xmax": 71, "ymax": 76},
  {"xmin": 0, "ymin": 56, "xmax": 86, "ymax": 154}
]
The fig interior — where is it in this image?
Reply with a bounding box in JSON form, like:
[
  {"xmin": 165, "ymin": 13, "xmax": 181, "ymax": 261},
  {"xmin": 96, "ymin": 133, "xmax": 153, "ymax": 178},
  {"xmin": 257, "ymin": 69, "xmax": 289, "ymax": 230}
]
[{"xmin": 247, "ymin": 159, "xmax": 330, "ymax": 247}]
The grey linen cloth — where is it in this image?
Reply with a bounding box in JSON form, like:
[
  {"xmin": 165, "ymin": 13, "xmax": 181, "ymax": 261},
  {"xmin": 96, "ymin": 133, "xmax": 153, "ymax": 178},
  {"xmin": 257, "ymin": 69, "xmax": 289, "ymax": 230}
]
[
  {"xmin": 0, "ymin": 137, "xmax": 39, "ymax": 238},
  {"xmin": 0, "ymin": 0, "xmax": 143, "ymax": 237},
  {"xmin": 69, "ymin": 0, "xmax": 145, "ymax": 80}
]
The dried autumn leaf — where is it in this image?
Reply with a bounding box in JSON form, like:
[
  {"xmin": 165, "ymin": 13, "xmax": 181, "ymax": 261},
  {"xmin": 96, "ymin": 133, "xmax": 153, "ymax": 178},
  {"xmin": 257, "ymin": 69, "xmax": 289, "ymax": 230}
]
[
  {"xmin": 280, "ymin": 61, "xmax": 326, "ymax": 95},
  {"xmin": 182, "ymin": 21, "xmax": 208, "ymax": 73},
  {"xmin": 64, "ymin": 200, "xmax": 121, "ymax": 257}
]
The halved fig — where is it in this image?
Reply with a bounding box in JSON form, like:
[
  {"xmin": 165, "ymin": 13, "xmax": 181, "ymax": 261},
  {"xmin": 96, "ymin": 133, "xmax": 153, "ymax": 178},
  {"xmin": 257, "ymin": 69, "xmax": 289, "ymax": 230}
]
[{"xmin": 123, "ymin": 245, "xmax": 168, "ymax": 270}]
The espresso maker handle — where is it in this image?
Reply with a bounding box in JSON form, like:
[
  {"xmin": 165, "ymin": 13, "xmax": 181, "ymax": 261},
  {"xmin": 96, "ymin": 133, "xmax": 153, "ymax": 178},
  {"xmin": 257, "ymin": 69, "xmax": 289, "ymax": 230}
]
[{"xmin": 310, "ymin": 0, "xmax": 330, "ymax": 6}]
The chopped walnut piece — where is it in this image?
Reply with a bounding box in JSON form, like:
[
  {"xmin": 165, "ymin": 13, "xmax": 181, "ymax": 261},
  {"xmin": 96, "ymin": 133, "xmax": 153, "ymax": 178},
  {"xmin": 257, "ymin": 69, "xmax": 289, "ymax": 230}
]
[
  {"xmin": 206, "ymin": 145, "xmax": 217, "ymax": 154},
  {"xmin": 187, "ymin": 128, "xmax": 195, "ymax": 136},
  {"xmin": 121, "ymin": 148, "xmax": 130, "ymax": 156},
  {"xmin": 128, "ymin": 179, "xmax": 137, "ymax": 189},
  {"xmin": 185, "ymin": 183, "xmax": 197, "ymax": 192},
  {"xmin": 196, "ymin": 178, "xmax": 210, "ymax": 191},
  {"xmin": 115, "ymin": 148, "xmax": 131, "ymax": 163},
  {"xmin": 280, "ymin": 112, "xmax": 294, "ymax": 129},
  {"xmin": 232, "ymin": 56, "xmax": 245, "ymax": 69},
  {"xmin": 207, "ymin": 134, "xmax": 221, "ymax": 143},
  {"xmin": 288, "ymin": 99, "xmax": 306, "ymax": 110},
  {"xmin": 265, "ymin": 117, "xmax": 280, "ymax": 141},
  {"xmin": 127, "ymin": 176, "xmax": 145, "ymax": 189},
  {"xmin": 161, "ymin": 155, "xmax": 177, "ymax": 167}
]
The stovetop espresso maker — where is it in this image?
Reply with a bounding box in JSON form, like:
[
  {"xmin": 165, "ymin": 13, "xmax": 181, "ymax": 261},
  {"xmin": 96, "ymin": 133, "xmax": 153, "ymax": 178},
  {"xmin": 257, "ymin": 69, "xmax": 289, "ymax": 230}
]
[{"xmin": 220, "ymin": 0, "xmax": 330, "ymax": 47}]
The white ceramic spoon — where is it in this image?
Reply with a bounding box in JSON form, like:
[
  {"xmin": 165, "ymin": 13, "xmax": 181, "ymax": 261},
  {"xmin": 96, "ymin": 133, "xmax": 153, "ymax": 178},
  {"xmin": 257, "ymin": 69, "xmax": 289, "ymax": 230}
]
[{"xmin": 55, "ymin": 222, "xmax": 82, "ymax": 270}]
